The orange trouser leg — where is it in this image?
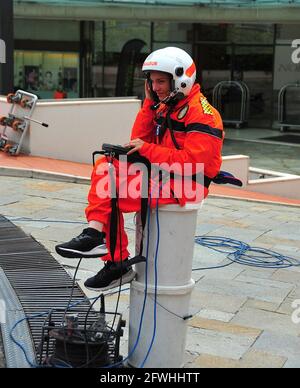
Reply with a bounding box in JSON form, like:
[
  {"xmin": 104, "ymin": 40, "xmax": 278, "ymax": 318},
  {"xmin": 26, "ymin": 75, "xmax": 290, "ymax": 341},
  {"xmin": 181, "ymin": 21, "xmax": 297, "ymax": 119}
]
[{"xmin": 85, "ymin": 157, "xmax": 177, "ymax": 262}]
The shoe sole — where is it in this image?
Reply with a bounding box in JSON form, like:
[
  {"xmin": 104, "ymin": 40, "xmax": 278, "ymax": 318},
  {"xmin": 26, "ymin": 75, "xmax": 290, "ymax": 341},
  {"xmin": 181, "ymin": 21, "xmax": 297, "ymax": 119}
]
[
  {"xmin": 55, "ymin": 246, "xmax": 108, "ymax": 258},
  {"xmin": 84, "ymin": 270, "xmax": 136, "ymax": 292}
]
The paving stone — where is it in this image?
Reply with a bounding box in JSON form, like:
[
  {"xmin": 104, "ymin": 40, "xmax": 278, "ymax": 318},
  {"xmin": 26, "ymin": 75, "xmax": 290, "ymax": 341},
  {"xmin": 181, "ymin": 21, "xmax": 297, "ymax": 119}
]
[
  {"xmin": 238, "ymin": 268, "xmax": 277, "ymax": 280},
  {"xmin": 183, "ymin": 351, "xmax": 199, "ymax": 368},
  {"xmin": 62, "ymin": 258, "xmax": 102, "ymax": 274},
  {"xmin": 188, "ymin": 354, "xmax": 239, "ymax": 368},
  {"xmin": 204, "ymin": 217, "xmax": 250, "ymax": 229},
  {"xmin": 243, "ymin": 298, "xmax": 280, "ymax": 312},
  {"xmin": 283, "ymin": 265, "xmax": 300, "ymax": 274},
  {"xmin": 188, "ymin": 317, "xmax": 261, "ymax": 337},
  {"xmin": 231, "ymin": 307, "xmax": 300, "ymax": 336},
  {"xmin": 199, "ymin": 266, "xmax": 244, "ymax": 281},
  {"xmin": 1, "ymin": 202, "xmax": 49, "ymax": 217},
  {"xmin": 192, "ymin": 244, "xmax": 227, "ymax": 266},
  {"xmin": 272, "ymin": 244, "xmax": 300, "ymax": 254},
  {"xmin": 194, "ymin": 277, "xmax": 291, "ymax": 304},
  {"xmin": 253, "ymin": 331, "xmax": 300, "ymax": 360},
  {"xmin": 271, "ymin": 269, "xmax": 300, "ymax": 284},
  {"xmin": 189, "ymin": 289, "xmax": 247, "ymax": 314},
  {"xmin": 206, "ymin": 226, "xmax": 269, "ymax": 243},
  {"xmin": 186, "ymin": 326, "xmax": 258, "ymax": 360},
  {"xmin": 238, "ymin": 349, "xmax": 287, "ymax": 368},
  {"xmin": 255, "ymin": 235, "xmax": 300, "ymax": 249},
  {"xmin": 195, "ymin": 309, "xmax": 234, "ymax": 322},
  {"xmin": 0, "ymin": 193, "xmax": 25, "ymax": 206},
  {"xmin": 191, "ymin": 272, "xmax": 205, "ymax": 284},
  {"xmin": 189, "ymin": 349, "xmax": 286, "ymax": 368},
  {"xmin": 195, "ymin": 223, "xmax": 222, "ymax": 235},
  {"xmin": 287, "ymin": 287, "xmax": 300, "ymax": 299},
  {"xmin": 283, "ymin": 357, "xmax": 300, "ymax": 368},
  {"xmin": 265, "ymin": 226, "xmax": 300, "ymax": 242},
  {"xmin": 237, "ymin": 215, "xmax": 284, "ymax": 229},
  {"xmin": 31, "ymin": 225, "xmax": 84, "ymax": 243},
  {"xmin": 24, "ymin": 180, "xmax": 70, "ymax": 193},
  {"xmin": 276, "ymin": 296, "xmax": 298, "ymax": 315},
  {"xmin": 273, "ymin": 214, "xmax": 300, "ymax": 222},
  {"xmin": 233, "ymin": 275, "xmax": 294, "ymax": 292}
]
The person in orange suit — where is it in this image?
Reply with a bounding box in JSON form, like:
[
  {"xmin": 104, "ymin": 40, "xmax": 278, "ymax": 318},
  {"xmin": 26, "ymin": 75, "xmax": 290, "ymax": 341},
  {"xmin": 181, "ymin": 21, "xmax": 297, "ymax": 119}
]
[
  {"xmin": 55, "ymin": 47, "xmax": 224, "ymax": 291},
  {"xmin": 53, "ymin": 84, "xmax": 67, "ymax": 99}
]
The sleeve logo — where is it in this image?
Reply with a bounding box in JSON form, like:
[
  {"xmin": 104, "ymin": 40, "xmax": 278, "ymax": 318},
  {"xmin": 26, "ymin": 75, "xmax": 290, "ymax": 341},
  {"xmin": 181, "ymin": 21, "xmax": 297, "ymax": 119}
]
[{"xmin": 200, "ymin": 97, "xmax": 213, "ymax": 115}]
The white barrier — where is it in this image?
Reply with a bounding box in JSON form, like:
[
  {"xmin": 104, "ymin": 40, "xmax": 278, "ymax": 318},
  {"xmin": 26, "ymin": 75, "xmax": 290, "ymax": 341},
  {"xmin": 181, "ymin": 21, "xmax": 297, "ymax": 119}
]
[{"xmin": 0, "ymin": 96, "xmax": 141, "ymax": 164}]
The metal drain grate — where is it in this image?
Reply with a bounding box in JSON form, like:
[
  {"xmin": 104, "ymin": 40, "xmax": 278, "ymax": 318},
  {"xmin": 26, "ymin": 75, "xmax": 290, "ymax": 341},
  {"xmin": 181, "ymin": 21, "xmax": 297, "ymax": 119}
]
[{"xmin": 0, "ymin": 215, "xmax": 113, "ymax": 367}]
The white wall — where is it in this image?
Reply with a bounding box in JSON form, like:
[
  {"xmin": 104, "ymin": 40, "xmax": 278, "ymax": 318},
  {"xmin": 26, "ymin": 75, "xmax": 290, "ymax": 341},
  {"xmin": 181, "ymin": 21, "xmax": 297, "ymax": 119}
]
[{"xmin": 0, "ymin": 96, "xmax": 141, "ymax": 164}]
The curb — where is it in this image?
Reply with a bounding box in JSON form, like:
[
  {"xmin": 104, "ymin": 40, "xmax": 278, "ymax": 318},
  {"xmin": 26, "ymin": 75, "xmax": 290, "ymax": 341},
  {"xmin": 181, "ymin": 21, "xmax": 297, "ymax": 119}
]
[
  {"xmin": 0, "ymin": 166, "xmax": 90, "ymax": 185},
  {"xmin": 209, "ymin": 193, "xmax": 300, "ymax": 208}
]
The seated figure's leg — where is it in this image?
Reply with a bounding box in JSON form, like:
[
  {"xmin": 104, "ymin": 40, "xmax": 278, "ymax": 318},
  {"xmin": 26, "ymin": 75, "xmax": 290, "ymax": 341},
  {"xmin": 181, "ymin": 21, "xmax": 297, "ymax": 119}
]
[{"xmin": 56, "ymin": 156, "xmax": 142, "ymax": 290}]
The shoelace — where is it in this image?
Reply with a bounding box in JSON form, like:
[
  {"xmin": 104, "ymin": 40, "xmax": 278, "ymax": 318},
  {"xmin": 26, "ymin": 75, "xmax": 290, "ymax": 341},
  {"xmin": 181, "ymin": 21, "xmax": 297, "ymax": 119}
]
[{"xmin": 74, "ymin": 229, "xmax": 94, "ymax": 241}]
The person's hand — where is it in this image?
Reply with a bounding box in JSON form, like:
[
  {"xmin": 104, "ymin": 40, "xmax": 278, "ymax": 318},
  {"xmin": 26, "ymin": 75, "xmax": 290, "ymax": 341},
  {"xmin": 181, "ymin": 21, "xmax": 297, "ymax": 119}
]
[
  {"xmin": 124, "ymin": 138, "xmax": 145, "ymax": 155},
  {"xmin": 145, "ymin": 79, "xmax": 152, "ymax": 100}
]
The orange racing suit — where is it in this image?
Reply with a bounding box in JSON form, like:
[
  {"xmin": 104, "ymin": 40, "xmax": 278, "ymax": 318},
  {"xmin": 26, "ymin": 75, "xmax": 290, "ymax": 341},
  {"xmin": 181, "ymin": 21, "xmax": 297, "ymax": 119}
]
[{"xmin": 85, "ymin": 83, "xmax": 224, "ymax": 261}]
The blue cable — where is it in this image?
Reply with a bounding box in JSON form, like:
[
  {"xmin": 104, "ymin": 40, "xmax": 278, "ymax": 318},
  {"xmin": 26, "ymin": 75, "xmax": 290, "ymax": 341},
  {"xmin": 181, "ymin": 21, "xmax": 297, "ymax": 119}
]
[
  {"xmin": 106, "ymin": 202, "xmax": 152, "ymax": 368},
  {"xmin": 10, "ymin": 312, "xmax": 48, "ymax": 368},
  {"xmin": 194, "ymin": 236, "xmax": 300, "ymax": 271},
  {"xmin": 140, "ymin": 197, "xmax": 160, "ymax": 368},
  {"xmin": 9, "ymin": 288, "xmax": 130, "ymax": 368}
]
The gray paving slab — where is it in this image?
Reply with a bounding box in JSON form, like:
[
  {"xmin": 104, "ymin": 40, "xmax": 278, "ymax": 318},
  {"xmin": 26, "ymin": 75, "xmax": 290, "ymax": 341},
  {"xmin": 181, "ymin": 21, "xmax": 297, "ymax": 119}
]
[
  {"xmin": 283, "ymin": 357, "xmax": 300, "ymax": 368},
  {"xmin": 189, "ymin": 289, "xmax": 247, "ymax": 314},
  {"xmin": 195, "ymin": 277, "xmax": 292, "ymax": 304},
  {"xmin": 238, "ymin": 268, "xmax": 278, "ymax": 280},
  {"xmin": 197, "ymin": 265, "xmax": 244, "ymax": 281},
  {"xmin": 253, "ymin": 331, "xmax": 300, "ymax": 360},
  {"xmin": 186, "ymin": 326, "xmax": 257, "ymax": 360},
  {"xmin": 206, "ymin": 226, "xmax": 270, "ymax": 243},
  {"xmin": 231, "ymin": 307, "xmax": 300, "ymax": 336}
]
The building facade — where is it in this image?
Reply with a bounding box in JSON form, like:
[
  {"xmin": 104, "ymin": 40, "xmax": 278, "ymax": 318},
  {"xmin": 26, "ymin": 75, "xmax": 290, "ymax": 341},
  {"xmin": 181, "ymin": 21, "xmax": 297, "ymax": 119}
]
[{"xmin": 4, "ymin": 1, "xmax": 300, "ymax": 128}]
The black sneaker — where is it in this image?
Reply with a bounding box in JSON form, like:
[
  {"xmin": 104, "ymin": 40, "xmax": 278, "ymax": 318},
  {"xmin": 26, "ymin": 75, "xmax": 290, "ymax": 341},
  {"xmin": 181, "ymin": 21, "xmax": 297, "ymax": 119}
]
[
  {"xmin": 55, "ymin": 228, "xmax": 108, "ymax": 258},
  {"xmin": 84, "ymin": 259, "xmax": 136, "ymax": 291}
]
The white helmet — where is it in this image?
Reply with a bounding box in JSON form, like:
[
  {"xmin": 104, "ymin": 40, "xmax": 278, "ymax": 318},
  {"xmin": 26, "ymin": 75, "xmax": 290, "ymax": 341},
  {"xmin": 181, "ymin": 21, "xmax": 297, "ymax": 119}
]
[{"xmin": 142, "ymin": 47, "xmax": 196, "ymax": 98}]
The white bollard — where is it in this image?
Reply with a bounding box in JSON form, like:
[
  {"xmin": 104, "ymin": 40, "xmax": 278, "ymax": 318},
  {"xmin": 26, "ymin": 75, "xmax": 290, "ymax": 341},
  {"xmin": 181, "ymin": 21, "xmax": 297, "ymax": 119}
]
[{"xmin": 128, "ymin": 202, "xmax": 201, "ymax": 368}]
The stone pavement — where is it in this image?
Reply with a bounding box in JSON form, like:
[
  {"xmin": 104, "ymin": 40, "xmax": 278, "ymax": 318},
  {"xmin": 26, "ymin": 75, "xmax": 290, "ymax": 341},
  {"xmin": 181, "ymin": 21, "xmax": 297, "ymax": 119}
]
[{"xmin": 0, "ymin": 175, "xmax": 300, "ymax": 368}]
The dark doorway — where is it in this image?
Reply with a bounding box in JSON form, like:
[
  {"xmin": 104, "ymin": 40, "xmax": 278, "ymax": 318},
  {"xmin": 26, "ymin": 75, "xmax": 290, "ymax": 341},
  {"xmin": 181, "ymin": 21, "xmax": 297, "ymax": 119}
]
[{"xmin": 193, "ymin": 23, "xmax": 274, "ymax": 128}]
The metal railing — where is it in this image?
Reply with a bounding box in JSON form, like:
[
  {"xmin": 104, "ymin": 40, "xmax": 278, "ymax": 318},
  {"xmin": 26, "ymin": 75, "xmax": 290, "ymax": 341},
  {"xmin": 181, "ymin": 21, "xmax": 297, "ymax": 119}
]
[
  {"xmin": 212, "ymin": 80, "xmax": 250, "ymax": 129},
  {"xmin": 278, "ymin": 82, "xmax": 300, "ymax": 132}
]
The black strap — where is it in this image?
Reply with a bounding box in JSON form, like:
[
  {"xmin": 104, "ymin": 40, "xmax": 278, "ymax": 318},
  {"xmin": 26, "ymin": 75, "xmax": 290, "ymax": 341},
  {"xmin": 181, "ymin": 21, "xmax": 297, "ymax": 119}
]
[
  {"xmin": 169, "ymin": 171, "xmax": 212, "ymax": 189},
  {"xmin": 109, "ymin": 197, "xmax": 118, "ymax": 262},
  {"xmin": 138, "ymin": 157, "xmax": 152, "ymax": 256},
  {"xmin": 166, "ymin": 110, "xmax": 181, "ymax": 150},
  {"xmin": 108, "ymin": 162, "xmax": 118, "ymax": 262},
  {"xmin": 186, "ymin": 123, "xmax": 223, "ymax": 139}
]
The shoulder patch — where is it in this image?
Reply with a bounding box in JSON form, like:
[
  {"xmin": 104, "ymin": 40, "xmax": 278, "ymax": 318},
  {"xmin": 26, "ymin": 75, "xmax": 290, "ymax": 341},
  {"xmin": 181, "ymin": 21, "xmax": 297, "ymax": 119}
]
[
  {"xmin": 177, "ymin": 105, "xmax": 189, "ymax": 120},
  {"xmin": 200, "ymin": 97, "xmax": 213, "ymax": 115}
]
